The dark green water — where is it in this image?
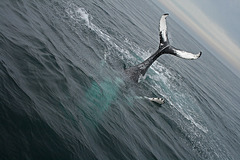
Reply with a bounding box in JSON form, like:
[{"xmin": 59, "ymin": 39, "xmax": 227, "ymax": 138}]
[{"xmin": 1, "ymin": 0, "xmax": 240, "ymax": 159}]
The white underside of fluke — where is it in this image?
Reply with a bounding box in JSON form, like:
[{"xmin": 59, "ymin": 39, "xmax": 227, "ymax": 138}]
[
  {"xmin": 173, "ymin": 48, "xmax": 202, "ymax": 60},
  {"xmin": 159, "ymin": 14, "xmax": 168, "ymax": 43}
]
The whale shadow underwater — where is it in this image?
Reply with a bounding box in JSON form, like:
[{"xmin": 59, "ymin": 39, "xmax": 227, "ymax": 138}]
[{"xmin": 122, "ymin": 14, "xmax": 202, "ymax": 104}]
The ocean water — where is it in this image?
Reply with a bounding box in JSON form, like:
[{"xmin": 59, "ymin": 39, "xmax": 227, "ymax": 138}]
[{"xmin": 1, "ymin": 0, "xmax": 240, "ymax": 160}]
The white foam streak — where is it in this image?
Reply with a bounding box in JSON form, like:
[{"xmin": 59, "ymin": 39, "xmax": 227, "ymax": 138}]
[{"xmin": 175, "ymin": 104, "xmax": 208, "ymax": 133}]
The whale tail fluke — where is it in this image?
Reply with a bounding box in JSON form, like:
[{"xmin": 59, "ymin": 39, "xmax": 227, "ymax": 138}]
[{"xmin": 124, "ymin": 14, "xmax": 202, "ymax": 83}]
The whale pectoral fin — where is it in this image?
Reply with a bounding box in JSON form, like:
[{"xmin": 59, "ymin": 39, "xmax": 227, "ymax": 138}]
[
  {"xmin": 144, "ymin": 96, "xmax": 165, "ymax": 105},
  {"xmin": 159, "ymin": 13, "xmax": 169, "ymax": 47},
  {"xmin": 165, "ymin": 47, "xmax": 202, "ymax": 60}
]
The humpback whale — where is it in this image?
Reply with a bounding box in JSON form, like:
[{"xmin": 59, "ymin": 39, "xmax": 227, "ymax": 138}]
[{"xmin": 124, "ymin": 14, "xmax": 202, "ymax": 83}]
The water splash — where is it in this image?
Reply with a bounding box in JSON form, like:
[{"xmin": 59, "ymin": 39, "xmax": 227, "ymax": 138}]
[{"xmin": 76, "ymin": 8, "xmax": 90, "ymax": 26}]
